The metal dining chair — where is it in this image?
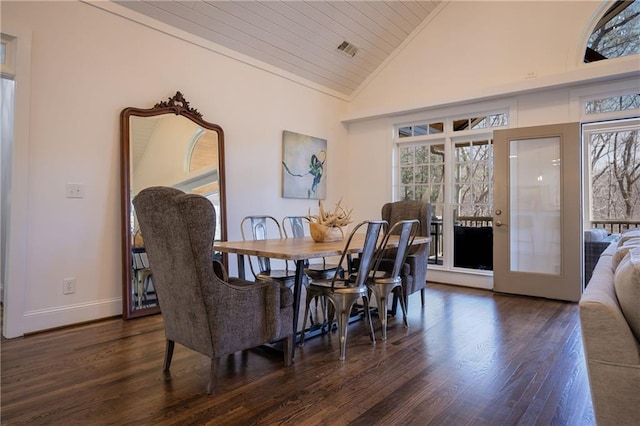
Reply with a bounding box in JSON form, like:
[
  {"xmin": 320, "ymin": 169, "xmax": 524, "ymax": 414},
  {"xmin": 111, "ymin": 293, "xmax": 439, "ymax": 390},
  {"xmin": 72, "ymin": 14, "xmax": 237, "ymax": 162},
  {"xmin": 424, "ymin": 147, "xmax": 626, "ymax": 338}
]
[
  {"xmin": 367, "ymin": 219, "xmax": 420, "ymax": 340},
  {"xmin": 282, "ymin": 215, "xmax": 343, "ymax": 329},
  {"xmin": 282, "ymin": 216, "xmax": 343, "ymax": 281},
  {"xmin": 299, "ymin": 220, "xmax": 387, "ymax": 360},
  {"xmin": 240, "ymin": 215, "xmax": 297, "ymax": 288}
]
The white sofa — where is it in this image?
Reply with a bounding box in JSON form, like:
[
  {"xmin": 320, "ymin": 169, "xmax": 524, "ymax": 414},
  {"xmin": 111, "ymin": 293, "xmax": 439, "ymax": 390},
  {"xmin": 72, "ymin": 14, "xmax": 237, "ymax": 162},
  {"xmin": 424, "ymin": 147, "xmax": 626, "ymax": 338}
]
[
  {"xmin": 584, "ymin": 228, "xmax": 620, "ymax": 285},
  {"xmin": 579, "ymin": 230, "xmax": 640, "ymax": 425}
]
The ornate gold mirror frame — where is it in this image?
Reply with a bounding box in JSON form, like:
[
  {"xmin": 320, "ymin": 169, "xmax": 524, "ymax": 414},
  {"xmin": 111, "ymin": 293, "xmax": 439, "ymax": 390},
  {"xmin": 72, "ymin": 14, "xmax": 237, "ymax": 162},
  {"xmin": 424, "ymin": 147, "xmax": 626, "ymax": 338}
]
[{"xmin": 120, "ymin": 92, "xmax": 227, "ymax": 319}]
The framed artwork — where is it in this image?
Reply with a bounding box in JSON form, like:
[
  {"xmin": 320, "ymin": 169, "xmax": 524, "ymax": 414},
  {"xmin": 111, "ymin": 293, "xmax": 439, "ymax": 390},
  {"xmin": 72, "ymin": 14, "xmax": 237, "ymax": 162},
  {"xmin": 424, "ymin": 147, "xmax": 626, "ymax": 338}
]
[{"xmin": 282, "ymin": 130, "xmax": 327, "ymax": 199}]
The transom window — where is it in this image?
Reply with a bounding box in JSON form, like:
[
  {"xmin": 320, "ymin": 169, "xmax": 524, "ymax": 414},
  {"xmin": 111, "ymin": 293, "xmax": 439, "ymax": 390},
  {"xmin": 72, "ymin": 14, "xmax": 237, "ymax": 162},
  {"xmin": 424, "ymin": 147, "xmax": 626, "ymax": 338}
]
[
  {"xmin": 585, "ymin": 93, "xmax": 640, "ymax": 115},
  {"xmin": 584, "ymin": 0, "xmax": 640, "ymax": 62},
  {"xmin": 398, "ymin": 122, "xmax": 444, "ymax": 138}
]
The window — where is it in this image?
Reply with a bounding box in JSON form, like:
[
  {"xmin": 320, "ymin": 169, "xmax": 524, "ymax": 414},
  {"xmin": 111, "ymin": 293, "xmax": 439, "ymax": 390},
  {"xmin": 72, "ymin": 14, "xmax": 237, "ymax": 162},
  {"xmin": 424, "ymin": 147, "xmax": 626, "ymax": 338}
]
[
  {"xmin": 585, "ymin": 93, "xmax": 640, "ymax": 115},
  {"xmin": 576, "ymin": 80, "xmax": 640, "ymax": 234},
  {"xmin": 399, "ymin": 144, "xmax": 445, "ymax": 205},
  {"xmin": 398, "ymin": 121, "xmax": 444, "ymax": 138},
  {"xmin": 454, "ymin": 139, "xmax": 493, "ymax": 219},
  {"xmin": 584, "ymin": 0, "xmax": 640, "ymax": 62},
  {"xmin": 395, "ymin": 110, "xmax": 507, "ymax": 270},
  {"xmin": 584, "ymin": 118, "xmax": 640, "ymax": 231}
]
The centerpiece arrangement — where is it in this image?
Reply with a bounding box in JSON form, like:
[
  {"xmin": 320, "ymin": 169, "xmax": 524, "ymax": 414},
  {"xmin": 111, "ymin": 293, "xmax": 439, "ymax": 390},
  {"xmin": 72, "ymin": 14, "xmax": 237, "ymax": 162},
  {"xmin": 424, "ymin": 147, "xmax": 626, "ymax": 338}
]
[{"xmin": 307, "ymin": 199, "xmax": 353, "ymax": 242}]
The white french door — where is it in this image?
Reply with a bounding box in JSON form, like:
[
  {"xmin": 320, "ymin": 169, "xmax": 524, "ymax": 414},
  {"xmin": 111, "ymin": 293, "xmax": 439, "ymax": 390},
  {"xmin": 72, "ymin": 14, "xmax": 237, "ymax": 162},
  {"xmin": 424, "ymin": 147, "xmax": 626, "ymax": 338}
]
[{"xmin": 493, "ymin": 123, "xmax": 582, "ymax": 301}]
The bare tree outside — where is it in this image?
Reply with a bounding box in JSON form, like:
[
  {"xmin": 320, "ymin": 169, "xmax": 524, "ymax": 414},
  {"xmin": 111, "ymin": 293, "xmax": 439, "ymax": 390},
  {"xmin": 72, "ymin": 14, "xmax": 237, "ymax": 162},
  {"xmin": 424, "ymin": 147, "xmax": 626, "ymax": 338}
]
[
  {"xmin": 585, "ymin": 0, "xmax": 640, "ymax": 62},
  {"xmin": 454, "ymin": 139, "xmax": 493, "ymax": 218},
  {"xmin": 590, "ymin": 128, "xmax": 640, "ymax": 220}
]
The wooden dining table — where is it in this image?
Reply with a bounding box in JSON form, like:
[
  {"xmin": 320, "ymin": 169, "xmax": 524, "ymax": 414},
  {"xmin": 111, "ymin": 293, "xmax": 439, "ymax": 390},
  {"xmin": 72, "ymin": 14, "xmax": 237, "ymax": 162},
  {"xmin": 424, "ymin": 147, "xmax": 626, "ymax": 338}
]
[{"xmin": 215, "ymin": 233, "xmax": 430, "ymax": 359}]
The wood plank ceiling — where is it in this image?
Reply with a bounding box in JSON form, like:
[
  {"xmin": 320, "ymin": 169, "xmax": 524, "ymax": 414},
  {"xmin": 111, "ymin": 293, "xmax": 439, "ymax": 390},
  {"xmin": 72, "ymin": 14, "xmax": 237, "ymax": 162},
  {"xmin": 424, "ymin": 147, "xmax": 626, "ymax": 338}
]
[{"xmin": 113, "ymin": 1, "xmax": 441, "ymax": 97}]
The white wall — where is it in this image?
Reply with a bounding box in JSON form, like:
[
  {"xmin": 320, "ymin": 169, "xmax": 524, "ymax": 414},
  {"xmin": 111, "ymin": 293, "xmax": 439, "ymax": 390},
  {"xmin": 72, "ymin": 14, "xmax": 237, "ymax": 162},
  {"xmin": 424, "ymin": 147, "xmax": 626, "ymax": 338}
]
[
  {"xmin": 347, "ymin": 1, "xmax": 636, "ymax": 120},
  {"xmin": 2, "ymin": 1, "xmax": 348, "ymax": 335}
]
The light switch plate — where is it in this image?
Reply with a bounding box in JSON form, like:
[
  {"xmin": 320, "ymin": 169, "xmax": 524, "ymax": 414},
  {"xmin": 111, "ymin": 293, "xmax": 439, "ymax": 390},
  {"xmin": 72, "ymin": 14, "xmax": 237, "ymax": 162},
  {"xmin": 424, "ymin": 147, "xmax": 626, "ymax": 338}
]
[{"xmin": 66, "ymin": 183, "xmax": 84, "ymax": 198}]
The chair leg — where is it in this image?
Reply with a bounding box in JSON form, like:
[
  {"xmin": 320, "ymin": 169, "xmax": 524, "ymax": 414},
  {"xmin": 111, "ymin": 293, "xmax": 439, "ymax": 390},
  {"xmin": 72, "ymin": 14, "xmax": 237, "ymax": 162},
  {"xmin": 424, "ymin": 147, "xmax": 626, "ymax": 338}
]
[
  {"xmin": 206, "ymin": 357, "xmax": 219, "ymax": 395},
  {"xmin": 283, "ymin": 335, "xmax": 293, "ymax": 367},
  {"xmin": 390, "ymin": 292, "xmax": 399, "ymax": 316},
  {"xmin": 299, "ymin": 292, "xmax": 315, "ymax": 346},
  {"xmin": 396, "ymin": 288, "xmax": 409, "ymax": 328},
  {"xmin": 421, "ymin": 287, "xmax": 426, "ymax": 306},
  {"xmin": 362, "ymin": 295, "xmax": 376, "ymax": 344},
  {"xmin": 373, "ymin": 285, "xmax": 391, "ymax": 341},
  {"xmin": 334, "ymin": 297, "xmax": 350, "ymax": 361},
  {"xmin": 331, "ymin": 293, "xmax": 364, "ymax": 361},
  {"xmin": 163, "ymin": 339, "xmax": 175, "ymax": 371},
  {"xmin": 326, "ymin": 302, "xmax": 335, "ymax": 332}
]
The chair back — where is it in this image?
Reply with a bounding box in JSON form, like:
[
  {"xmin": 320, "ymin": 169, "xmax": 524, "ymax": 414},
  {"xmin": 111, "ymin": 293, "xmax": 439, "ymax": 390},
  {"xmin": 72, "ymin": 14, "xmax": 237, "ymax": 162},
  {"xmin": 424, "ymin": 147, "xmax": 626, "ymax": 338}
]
[
  {"xmin": 331, "ymin": 220, "xmax": 386, "ymax": 289},
  {"xmin": 241, "ymin": 215, "xmax": 283, "ymax": 274},
  {"xmin": 282, "ymin": 216, "xmax": 309, "ymax": 239},
  {"xmin": 382, "ymin": 200, "xmax": 431, "ymax": 236},
  {"xmin": 373, "ymin": 219, "xmax": 420, "ymax": 278},
  {"xmin": 381, "ymin": 200, "xmax": 431, "ymax": 255},
  {"xmin": 133, "ymin": 186, "xmax": 217, "ymax": 356}
]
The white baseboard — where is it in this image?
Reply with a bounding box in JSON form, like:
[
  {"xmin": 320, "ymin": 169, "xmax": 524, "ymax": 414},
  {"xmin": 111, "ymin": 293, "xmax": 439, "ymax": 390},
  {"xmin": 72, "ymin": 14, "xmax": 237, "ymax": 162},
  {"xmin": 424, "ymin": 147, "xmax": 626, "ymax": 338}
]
[
  {"xmin": 22, "ymin": 298, "xmax": 122, "ymax": 335},
  {"xmin": 428, "ymin": 269, "xmax": 493, "ymax": 290}
]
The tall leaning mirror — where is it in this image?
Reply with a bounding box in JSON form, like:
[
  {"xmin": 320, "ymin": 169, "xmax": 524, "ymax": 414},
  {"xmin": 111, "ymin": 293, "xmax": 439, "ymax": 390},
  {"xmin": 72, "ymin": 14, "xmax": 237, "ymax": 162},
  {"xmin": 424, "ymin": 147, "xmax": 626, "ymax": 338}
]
[{"xmin": 120, "ymin": 92, "xmax": 227, "ymax": 319}]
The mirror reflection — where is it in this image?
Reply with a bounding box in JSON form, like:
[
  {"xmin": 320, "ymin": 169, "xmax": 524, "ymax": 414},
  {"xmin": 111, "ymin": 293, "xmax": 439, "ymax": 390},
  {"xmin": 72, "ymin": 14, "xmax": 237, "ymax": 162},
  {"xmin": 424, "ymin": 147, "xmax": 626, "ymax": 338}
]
[{"xmin": 121, "ymin": 92, "xmax": 226, "ymax": 319}]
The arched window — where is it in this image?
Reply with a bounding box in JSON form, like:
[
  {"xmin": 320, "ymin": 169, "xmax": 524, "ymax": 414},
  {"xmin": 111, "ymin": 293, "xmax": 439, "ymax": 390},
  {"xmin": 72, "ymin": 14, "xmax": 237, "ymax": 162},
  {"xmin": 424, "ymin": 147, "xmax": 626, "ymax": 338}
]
[{"xmin": 584, "ymin": 0, "xmax": 640, "ymax": 62}]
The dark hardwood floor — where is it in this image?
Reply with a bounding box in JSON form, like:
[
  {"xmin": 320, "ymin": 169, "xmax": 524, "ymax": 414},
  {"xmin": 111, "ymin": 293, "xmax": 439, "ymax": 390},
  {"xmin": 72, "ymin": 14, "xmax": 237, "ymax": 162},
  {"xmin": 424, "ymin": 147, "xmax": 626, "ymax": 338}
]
[{"xmin": 1, "ymin": 283, "xmax": 594, "ymax": 425}]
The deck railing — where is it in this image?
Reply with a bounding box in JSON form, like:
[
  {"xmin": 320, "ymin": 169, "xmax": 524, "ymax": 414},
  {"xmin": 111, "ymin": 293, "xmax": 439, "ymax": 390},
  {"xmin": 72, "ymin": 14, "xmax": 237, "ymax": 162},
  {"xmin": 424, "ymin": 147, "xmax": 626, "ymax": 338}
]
[
  {"xmin": 429, "ymin": 216, "xmax": 493, "ymax": 265},
  {"xmin": 455, "ymin": 216, "xmax": 493, "ymax": 227},
  {"xmin": 590, "ymin": 220, "xmax": 640, "ymax": 234},
  {"xmin": 451, "ymin": 218, "xmax": 638, "ymax": 234},
  {"xmin": 428, "ymin": 217, "xmax": 639, "ymax": 267}
]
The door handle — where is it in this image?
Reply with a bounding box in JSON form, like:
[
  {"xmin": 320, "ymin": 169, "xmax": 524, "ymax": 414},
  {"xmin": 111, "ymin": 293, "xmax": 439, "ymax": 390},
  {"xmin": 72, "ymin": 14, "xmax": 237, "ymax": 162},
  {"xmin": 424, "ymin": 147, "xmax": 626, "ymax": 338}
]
[{"xmin": 495, "ymin": 220, "xmax": 503, "ymax": 227}]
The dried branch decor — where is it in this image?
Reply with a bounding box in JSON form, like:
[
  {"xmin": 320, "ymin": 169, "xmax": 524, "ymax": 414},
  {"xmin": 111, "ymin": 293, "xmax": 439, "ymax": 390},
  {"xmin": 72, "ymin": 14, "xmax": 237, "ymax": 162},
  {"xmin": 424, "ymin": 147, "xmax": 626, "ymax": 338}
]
[
  {"xmin": 307, "ymin": 199, "xmax": 353, "ymax": 242},
  {"xmin": 307, "ymin": 199, "xmax": 353, "ymax": 228}
]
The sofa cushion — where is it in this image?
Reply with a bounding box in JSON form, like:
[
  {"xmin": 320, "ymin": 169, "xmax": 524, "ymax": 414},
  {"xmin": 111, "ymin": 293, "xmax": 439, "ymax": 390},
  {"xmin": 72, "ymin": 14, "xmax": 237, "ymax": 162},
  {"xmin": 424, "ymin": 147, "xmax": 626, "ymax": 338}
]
[
  {"xmin": 618, "ymin": 230, "xmax": 640, "ymax": 246},
  {"xmin": 614, "ymin": 246, "xmax": 640, "ymax": 342},
  {"xmin": 584, "ymin": 228, "xmax": 608, "ymax": 242},
  {"xmin": 613, "ymin": 239, "xmax": 640, "ymax": 270}
]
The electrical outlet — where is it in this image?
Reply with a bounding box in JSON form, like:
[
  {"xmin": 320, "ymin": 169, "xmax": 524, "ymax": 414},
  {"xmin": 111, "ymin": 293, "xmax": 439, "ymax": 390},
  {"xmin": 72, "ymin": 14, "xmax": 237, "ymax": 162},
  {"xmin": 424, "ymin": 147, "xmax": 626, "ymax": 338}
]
[
  {"xmin": 66, "ymin": 183, "xmax": 84, "ymax": 198},
  {"xmin": 63, "ymin": 278, "xmax": 76, "ymax": 294}
]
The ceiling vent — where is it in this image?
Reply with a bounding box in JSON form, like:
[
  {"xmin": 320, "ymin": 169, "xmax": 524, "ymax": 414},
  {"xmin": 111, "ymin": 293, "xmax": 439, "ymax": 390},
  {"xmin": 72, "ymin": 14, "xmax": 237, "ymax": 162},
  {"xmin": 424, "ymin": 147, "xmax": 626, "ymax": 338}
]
[{"xmin": 337, "ymin": 41, "xmax": 358, "ymax": 57}]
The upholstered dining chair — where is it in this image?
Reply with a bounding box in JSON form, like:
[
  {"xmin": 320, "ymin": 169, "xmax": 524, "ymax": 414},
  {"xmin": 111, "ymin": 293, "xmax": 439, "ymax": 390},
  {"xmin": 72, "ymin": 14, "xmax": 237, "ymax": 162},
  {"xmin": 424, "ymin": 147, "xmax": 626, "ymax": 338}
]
[
  {"xmin": 299, "ymin": 220, "xmax": 386, "ymax": 360},
  {"xmin": 367, "ymin": 219, "xmax": 420, "ymax": 340},
  {"xmin": 380, "ymin": 200, "xmax": 431, "ymax": 315},
  {"xmin": 133, "ymin": 187, "xmax": 294, "ymax": 394},
  {"xmin": 241, "ymin": 215, "xmax": 297, "ymax": 288}
]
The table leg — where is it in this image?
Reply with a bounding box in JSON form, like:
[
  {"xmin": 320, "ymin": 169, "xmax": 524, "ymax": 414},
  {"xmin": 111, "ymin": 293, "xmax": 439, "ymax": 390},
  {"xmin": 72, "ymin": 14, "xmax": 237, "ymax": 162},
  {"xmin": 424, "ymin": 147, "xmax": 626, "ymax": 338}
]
[
  {"xmin": 291, "ymin": 259, "xmax": 306, "ymax": 360},
  {"xmin": 236, "ymin": 254, "xmax": 245, "ymax": 280}
]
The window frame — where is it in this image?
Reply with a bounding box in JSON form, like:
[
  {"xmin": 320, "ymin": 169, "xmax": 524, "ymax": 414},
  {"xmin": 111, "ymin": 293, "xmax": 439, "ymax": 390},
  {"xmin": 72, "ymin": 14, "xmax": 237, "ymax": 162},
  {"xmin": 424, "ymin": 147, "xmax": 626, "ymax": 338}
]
[{"xmin": 393, "ymin": 105, "xmax": 511, "ymax": 273}]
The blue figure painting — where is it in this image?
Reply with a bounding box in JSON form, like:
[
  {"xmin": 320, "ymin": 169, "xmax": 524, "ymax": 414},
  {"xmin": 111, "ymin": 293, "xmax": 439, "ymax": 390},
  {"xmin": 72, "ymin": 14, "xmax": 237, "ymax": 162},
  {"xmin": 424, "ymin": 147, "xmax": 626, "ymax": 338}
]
[{"xmin": 282, "ymin": 130, "xmax": 327, "ymax": 199}]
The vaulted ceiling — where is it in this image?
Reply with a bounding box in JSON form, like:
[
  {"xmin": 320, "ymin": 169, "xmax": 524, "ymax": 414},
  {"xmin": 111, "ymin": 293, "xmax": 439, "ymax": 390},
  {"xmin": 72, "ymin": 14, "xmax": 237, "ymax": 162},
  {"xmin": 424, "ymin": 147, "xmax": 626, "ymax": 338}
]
[{"xmin": 113, "ymin": 1, "xmax": 442, "ymax": 97}]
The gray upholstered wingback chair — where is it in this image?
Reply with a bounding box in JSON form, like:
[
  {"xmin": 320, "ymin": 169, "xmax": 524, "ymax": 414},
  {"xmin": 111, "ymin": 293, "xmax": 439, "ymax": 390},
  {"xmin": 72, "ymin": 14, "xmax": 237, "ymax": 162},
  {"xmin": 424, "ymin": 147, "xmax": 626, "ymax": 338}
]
[
  {"xmin": 381, "ymin": 200, "xmax": 431, "ymax": 315},
  {"xmin": 133, "ymin": 186, "xmax": 294, "ymax": 394}
]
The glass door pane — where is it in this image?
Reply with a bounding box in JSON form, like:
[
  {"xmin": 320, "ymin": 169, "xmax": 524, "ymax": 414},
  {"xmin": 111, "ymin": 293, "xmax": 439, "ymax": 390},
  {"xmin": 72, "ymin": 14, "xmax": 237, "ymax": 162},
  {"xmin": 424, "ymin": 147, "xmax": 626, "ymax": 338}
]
[{"xmin": 509, "ymin": 137, "xmax": 561, "ymax": 274}]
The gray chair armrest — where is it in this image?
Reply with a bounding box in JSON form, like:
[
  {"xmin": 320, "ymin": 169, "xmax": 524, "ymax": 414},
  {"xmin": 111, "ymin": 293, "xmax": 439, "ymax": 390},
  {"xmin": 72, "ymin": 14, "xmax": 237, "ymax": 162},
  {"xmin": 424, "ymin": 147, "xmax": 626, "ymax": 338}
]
[
  {"xmin": 202, "ymin": 277, "xmax": 291, "ymax": 354},
  {"xmin": 212, "ymin": 259, "xmax": 229, "ymax": 281}
]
